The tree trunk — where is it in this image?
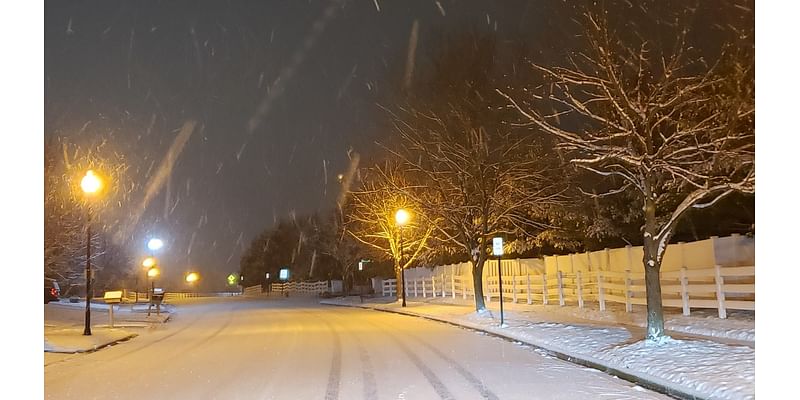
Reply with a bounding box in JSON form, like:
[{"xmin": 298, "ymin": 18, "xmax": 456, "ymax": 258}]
[
  {"xmin": 643, "ymin": 197, "xmax": 666, "ymax": 341},
  {"xmin": 471, "ymin": 258, "xmax": 487, "ymax": 312}
]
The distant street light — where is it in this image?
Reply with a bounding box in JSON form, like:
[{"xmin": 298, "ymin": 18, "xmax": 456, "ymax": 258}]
[
  {"xmin": 395, "ymin": 208, "xmax": 411, "ymax": 308},
  {"xmin": 142, "ymin": 257, "xmax": 157, "ymax": 268},
  {"xmin": 80, "ymin": 170, "xmax": 103, "ymax": 336},
  {"xmin": 185, "ymin": 272, "xmax": 199, "ymax": 283},
  {"xmin": 147, "ymin": 238, "xmax": 164, "ymax": 252}
]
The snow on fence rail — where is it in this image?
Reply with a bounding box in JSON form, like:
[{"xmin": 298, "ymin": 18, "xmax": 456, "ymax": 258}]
[
  {"xmin": 124, "ymin": 291, "xmax": 241, "ymax": 302},
  {"xmin": 270, "ymin": 281, "xmax": 329, "ymax": 295},
  {"xmin": 393, "ymin": 264, "xmax": 754, "ymax": 319},
  {"xmin": 243, "ymin": 285, "xmax": 263, "ymax": 296}
]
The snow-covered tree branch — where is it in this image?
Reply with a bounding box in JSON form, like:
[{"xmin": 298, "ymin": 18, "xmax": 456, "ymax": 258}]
[{"xmin": 498, "ymin": 0, "xmax": 754, "ymax": 341}]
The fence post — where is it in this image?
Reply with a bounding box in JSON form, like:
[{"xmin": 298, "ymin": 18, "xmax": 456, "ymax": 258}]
[
  {"xmin": 415, "ymin": 279, "xmax": 419, "ymax": 297},
  {"xmin": 512, "ymin": 261, "xmax": 517, "ymax": 303},
  {"xmin": 598, "ymin": 270, "xmax": 606, "ymax": 311},
  {"xmin": 577, "ymin": 270, "xmax": 584, "ymax": 309},
  {"xmin": 451, "ymin": 269, "xmax": 456, "ymax": 299},
  {"xmin": 624, "ymin": 269, "xmax": 632, "ymax": 313},
  {"xmin": 714, "ymin": 264, "xmax": 727, "ymax": 319},
  {"xmin": 626, "ymin": 245, "xmax": 634, "ymax": 272},
  {"xmin": 557, "ymin": 271, "xmax": 565, "ymax": 306},
  {"xmin": 463, "ymin": 269, "xmax": 467, "ymax": 299},
  {"xmin": 431, "ymin": 276, "xmax": 435, "ymax": 298},
  {"xmin": 542, "ymin": 273, "xmax": 548, "ymax": 305},
  {"xmin": 485, "ymin": 275, "xmax": 491, "ymax": 304},
  {"xmin": 680, "ymin": 267, "xmax": 690, "ymax": 316},
  {"xmin": 526, "ymin": 273, "xmax": 532, "ymax": 305}
]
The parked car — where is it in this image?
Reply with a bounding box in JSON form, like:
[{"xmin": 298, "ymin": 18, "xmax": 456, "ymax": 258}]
[{"xmin": 45, "ymin": 278, "xmax": 60, "ymax": 304}]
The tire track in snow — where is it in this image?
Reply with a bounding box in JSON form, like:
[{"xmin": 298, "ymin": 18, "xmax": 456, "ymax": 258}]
[
  {"xmin": 296, "ymin": 308, "xmax": 343, "ymax": 400},
  {"xmin": 374, "ymin": 310, "xmax": 501, "ymax": 400},
  {"xmin": 406, "ymin": 334, "xmax": 500, "ymax": 400},
  {"xmin": 322, "ymin": 310, "xmax": 379, "ymax": 400},
  {"xmin": 323, "ymin": 321, "xmax": 342, "ymax": 400},
  {"xmin": 357, "ymin": 313, "xmax": 456, "ymax": 399}
]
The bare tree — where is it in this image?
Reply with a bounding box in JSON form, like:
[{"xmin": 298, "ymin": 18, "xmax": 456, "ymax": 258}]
[
  {"xmin": 384, "ymin": 105, "xmax": 565, "ymax": 312},
  {"xmin": 345, "ymin": 162, "xmax": 436, "ymax": 297},
  {"xmin": 44, "ymin": 136, "xmax": 132, "ymax": 289},
  {"xmin": 498, "ymin": 1, "xmax": 754, "ymax": 341}
]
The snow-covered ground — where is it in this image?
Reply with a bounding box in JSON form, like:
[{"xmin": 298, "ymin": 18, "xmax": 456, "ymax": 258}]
[
  {"xmin": 45, "ymin": 297, "xmax": 673, "ymax": 399},
  {"xmin": 45, "ymin": 300, "xmax": 171, "ymax": 354},
  {"xmin": 325, "ymin": 296, "xmax": 755, "ymax": 400}
]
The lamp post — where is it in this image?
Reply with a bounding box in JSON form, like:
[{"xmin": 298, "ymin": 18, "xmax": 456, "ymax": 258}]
[
  {"xmin": 395, "ymin": 208, "xmax": 411, "ymax": 307},
  {"xmin": 493, "ymin": 236, "xmax": 505, "ymax": 327},
  {"xmin": 143, "ymin": 257, "xmax": 158, "ymax": 297},
  {"xmin": 80, "ymin": 170, "xmax": 102, "ymax": 336},
  {"xmin": 147, "ymin": 264, "xmax": 160, "ymax": 296},
  {"xmin": 141, "ymin": 238, "xmax": 163, "ymax": 301}
]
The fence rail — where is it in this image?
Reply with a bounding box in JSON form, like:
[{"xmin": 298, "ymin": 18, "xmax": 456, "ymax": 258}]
[
  {"xmin": 269, "ymin": 281, "xmax": 329, "ymax": 296},
  {"xmin": 384, "ymin": 264, "xmax": 753, "ymax": 319},
  {"xmin": 124, "ymin": 291, "xmax": 241, "ymax": 302}
]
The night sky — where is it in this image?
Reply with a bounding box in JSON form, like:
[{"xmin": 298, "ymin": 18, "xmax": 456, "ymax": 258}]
[{"xmin": 44, "ymin": 0, "xmax": 549, "ymax": 288}]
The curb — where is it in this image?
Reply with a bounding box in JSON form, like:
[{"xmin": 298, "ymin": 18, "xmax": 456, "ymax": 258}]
[
  {"xmin": 321, "ymin": 300, "xmax": 707, "ymax": 400},
  {"xmin": 45, "ymin": 333, "xmax": 139, "ymax": 354}
]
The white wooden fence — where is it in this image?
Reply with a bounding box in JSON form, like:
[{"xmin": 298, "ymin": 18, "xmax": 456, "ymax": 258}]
[
  {"xmin": 124, "ymin": 291, "xmax": 241, "ymax": 302},
  {"xmin": 390, "ymin": 264, "xmax": 754, "ymax": 319},
  {"xmin": 382, "ymin": 279, "xmax": 397, "ymax": 297},
  {"xmin": 269, "ymin": 281, "xmax": 329, "ymax": 296}
]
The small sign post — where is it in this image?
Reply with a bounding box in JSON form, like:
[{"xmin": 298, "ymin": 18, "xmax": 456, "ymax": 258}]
[{"xmin": 493, "ymin": 237, "xmax": 505, "ymax": 327}]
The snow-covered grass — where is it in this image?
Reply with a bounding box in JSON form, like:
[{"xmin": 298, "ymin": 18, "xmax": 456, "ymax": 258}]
[
  {"xmin": 326, "ymin": 296, "xmax": 755, "ymax": 400},
  {"xmin": 45, "ymin": 327, "xmax": 137, "ymax": 353}
]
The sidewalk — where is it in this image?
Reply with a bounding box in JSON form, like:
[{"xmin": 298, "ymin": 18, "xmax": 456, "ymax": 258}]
[
  {"xmin": 45, "ymin": 300, "xmax": 172, "ymax": 353},
  {"xmin": 322, "ymin": 296, "xmax": 754, "ymax": 400}
]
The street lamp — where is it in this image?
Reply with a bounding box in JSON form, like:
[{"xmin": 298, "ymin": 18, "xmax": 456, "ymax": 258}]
[
  {"xmin": 147, "ymin": 238, "xmax": 164, "ymax": 252},
  {"xmin": 80, "ymin": 170, "xmax": 102, "ymax": 336},
  {"xmin": 185, "ymin": 271, "xmax": 199, "ymax": 292},
  {"xmin": 138, "ymin": 238, "xmax": 164, "ymax": 302},
  {"xmin": 185, "ymin": 272, "xmax": 199, "ymax": 283},
  {"xmin": 395, "ymin": 208, "xmax": 411, "ymax": 307}
]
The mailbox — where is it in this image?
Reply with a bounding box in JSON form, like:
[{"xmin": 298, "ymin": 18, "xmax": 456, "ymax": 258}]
[
  {"xmin": 151, "ymin": 293, "xmax": 164, "ymax": 304},
  {"xmin": 103, "ymin": 291, "xmax": 123, "ymax": 304},
  {"xmin": 148, "ymin": 288, "xmax": 165, "ymax": 317}
]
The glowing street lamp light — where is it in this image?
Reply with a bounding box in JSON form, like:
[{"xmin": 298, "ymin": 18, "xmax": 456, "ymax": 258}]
[
  {"xmin": 142, "ymin": 257, "xmax": 157, "ymax": 268},
  {"xmin": 147, "ymin": 238, "xmax": 164, "ymax": 252},
  {"xmin": 185, "ymin": 272, "xmax": 200, "ymax": 284},
  {"xmin": 395, "ymin": 208, "xmax": 410, "ymax": 226},
  {"xmin": 147, "ymin": 266, "xmax": 160, "ymax": 278},
  {"xmin": 81, "ymin": 170, "xmax": 104, "ymax": 336},
  {"xmin": 395, "ymin": 208, "xmax": 412, "ymax": 307},
  {"xmin": 80, "ymin": 170, "xmax": 103, "ymax": 195}
]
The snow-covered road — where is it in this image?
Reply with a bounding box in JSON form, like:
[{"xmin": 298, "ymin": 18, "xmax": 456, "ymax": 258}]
[{"xmin": 45, "ymin": 297, "xmax": 670, "ymax": 399}]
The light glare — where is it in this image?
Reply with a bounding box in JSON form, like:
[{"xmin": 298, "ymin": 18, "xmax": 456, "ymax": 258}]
[
  {"xmin": 147, "ymin": 238, "xmax": 164, "ymax": 251},
  {"xmin": 395, "ymin": 209, "xmax": 411, "ymax": 226},
  {"xmin": 80, "ymin": 170, "xmax": 102, "ymax": 194}
]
